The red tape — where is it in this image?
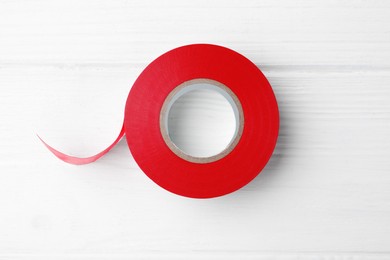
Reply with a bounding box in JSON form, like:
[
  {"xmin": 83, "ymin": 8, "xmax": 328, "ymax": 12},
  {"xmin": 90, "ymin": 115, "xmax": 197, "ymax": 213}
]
[{"xmin": 39, "ymin": 44, "xmax": 279, "ymax": 198}]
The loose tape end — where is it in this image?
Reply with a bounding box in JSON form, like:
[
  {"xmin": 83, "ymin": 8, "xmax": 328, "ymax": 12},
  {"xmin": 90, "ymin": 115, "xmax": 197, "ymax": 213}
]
[{"xmin": 37, "ymin": 124, "xmax": 125, "ymax": 165}]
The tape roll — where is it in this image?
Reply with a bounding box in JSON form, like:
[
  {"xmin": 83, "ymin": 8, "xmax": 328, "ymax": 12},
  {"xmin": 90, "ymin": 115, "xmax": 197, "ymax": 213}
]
[{"xmin": 39, "ymin": 44, "xmax": 279, "ymax": 198}]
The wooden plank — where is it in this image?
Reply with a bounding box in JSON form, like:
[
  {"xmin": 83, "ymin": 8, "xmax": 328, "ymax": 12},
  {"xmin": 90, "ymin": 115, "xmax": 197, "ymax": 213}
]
[{"xmin": 0, "ymin": 0, "xmax": 390, "ymax": 66}]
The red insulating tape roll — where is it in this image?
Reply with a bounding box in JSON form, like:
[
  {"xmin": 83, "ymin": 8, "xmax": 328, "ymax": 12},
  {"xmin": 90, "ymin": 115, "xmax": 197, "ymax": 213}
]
[{"xmin": 39, "ymin": 44, "xmax": 279, "ymax": 198}]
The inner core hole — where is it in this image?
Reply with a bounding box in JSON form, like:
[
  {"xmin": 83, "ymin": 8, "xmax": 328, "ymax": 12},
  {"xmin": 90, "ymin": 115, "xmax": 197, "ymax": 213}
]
[{"xmin": 166, "ymin": 83, "xmax": 238, "ymax": 158}]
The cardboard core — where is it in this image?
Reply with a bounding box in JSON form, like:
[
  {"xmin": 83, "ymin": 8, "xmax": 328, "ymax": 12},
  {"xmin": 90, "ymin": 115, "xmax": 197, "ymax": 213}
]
[{"xmin": 160, "ymin": 78, "xmax": 244, "ymax": 163}]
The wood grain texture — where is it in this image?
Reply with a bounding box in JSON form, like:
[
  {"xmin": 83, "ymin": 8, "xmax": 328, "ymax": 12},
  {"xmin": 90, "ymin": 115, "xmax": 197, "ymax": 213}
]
[{"xmin": 1, "ymin": 0, "xmax": 390, "ymax": 259}]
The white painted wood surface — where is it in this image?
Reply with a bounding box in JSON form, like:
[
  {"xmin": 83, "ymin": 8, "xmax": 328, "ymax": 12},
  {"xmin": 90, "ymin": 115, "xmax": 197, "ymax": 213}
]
[{"xmin": 1, "ymin": 0, "xmax": 390, "ymax": 259}]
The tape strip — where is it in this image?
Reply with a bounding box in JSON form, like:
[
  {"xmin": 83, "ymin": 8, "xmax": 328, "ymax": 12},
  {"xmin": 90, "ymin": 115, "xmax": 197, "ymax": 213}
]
[{"xmin": 38, "ymin": 125, "xmax": 125, "ymax": 165}]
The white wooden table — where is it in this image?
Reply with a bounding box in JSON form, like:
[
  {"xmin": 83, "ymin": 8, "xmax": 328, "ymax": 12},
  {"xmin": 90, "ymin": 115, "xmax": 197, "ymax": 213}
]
[{"xmin": 1, "ymin": 1, "xmax": 390, "ymax": 259}]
